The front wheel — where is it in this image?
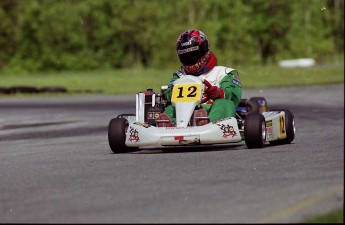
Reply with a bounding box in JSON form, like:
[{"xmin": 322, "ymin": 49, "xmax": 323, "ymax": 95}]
[
  {"xmin": 108, "ymin": 118, "xmax": 138, "ymax": 153},
  {"xmin": 244, "ymin": 112, "xmax": 266, "ymax": 149},
  {"xmin": 269, "ymin": 109, "xmax": 295, "ymax": 145}
]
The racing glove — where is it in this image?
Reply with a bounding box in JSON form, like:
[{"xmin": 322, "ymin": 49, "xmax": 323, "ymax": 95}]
[{"xmin": 203, "ymin": 79, "xmax": 225, "ymax": 100}]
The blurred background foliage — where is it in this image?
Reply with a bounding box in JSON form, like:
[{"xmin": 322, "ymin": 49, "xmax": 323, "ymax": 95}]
[{"xmin": 0, "ymin": 0, "xmax": 343, "ymax": 74}]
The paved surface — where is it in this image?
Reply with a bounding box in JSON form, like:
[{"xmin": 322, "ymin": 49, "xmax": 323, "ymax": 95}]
[{"xmin": 0, "ymin": 84, "xmax": 343, "ymax": 223}]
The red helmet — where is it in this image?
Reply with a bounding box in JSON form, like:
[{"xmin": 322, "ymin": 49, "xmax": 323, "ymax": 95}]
[{"xmin": 176, "ymin": 29, "xmax": 210, "ymax": 74}]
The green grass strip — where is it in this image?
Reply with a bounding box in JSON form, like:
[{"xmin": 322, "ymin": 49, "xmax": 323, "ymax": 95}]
[
  {"xmin": 0, "ymin": 65, "xmax": 343, "ymax": 96},
  {"xmin": 303, "ymin": 207, "xmax": 344, "ymax": 223}
]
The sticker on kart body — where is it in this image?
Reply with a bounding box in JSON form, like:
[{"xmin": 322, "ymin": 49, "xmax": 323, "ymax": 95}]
[
  {"xmin": 266, "ymin": 120, "xmax": 273, "ymax": 127},
  {"xmin": 266, "ymin": 126, "xmax": 274, "ymax": 139},
  {"xmin": 218, "ymin": 124, "xmax": 237, "ymax": 138},
  {"xmin": 134, "ymin": 122, "xmax": 150, "ymax": 128},
  {"xmin": 279, "ymin": 115, "xmax": 286, "ymax": 139},
  {"xmin": 171, "ymin": 83, "xmax": 202, "ymax": 103},
  {"xmin": 128, "ymin": 127, "xmax": 140, "ymax": 142}
]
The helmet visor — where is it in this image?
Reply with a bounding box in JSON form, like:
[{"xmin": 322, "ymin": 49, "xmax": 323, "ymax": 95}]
[{"xmin": 177, "ymin": 50, "xmax": 200, "ymax": 66}]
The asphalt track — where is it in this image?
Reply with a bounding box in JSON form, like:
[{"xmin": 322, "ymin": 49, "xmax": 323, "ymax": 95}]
[{"xmin": 0, "ymin": 84, "xmax": 343, "ymax": 223}]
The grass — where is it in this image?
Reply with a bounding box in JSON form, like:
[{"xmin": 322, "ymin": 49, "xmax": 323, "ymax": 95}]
[
  {"xmin": 0, "ymin": 65, "xmax": 343, "ymax": 96},
  {"xmin": 303, "ymin": 207, "xmax": 344, "ymax": 223},
  {"xmin": 238, "ymin": 65, "xmax": 344, "ymax": 89}
]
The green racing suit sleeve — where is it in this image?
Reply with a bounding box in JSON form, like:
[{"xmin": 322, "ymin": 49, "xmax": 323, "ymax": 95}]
[{"xmin": 220, "ymin": 70, "xmax": 242, "ymax": 107}]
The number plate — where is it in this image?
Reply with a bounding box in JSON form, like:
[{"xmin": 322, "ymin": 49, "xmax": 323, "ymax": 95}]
[{"xmin": 171, "ymin": 83, "xmax": 202, "ymax": 103}]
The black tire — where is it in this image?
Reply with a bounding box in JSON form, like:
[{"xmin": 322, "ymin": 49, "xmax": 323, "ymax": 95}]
[
  {"xmin": 247, "ymin": 97, "xmax": 268, "ymax": 113},
  {"xmin": 269, "ymin": 109, "xmax": 295, "ymax": 145},
  {"xmin": 108, "ymin": 118, "xmax": 137, "ymax": 153},
  {"xmin": 244, "ymin": 112, "xmax": 266, "ymax": 149}
]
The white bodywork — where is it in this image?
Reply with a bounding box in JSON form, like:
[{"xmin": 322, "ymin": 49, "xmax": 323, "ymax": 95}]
[
  {"xmin": 262, "ymin": 111, "xmax": 287, "ymax": 142},
  {"xmin": 125, "ymin": 118, "xmax": 242, "ymax": 147},
  {"xmin": 123, "ymin": 75, "xmax": 287, "ymax": 147}
]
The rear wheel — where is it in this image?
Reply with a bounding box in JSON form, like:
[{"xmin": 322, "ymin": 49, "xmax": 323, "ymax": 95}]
[
  {"xmin": 269, "ymin": 109, "xmax": 295, "ymax": 145},
  {"xmin": 244, "ymin": 112, "xmax": 266, "ymax": 149},
  {"xmin": 248, "ymin": 97, "xmax": 268, "ymax": 113},
  {"xmin": 108, "ymin": 118, "xmax": 138, "ymax": 153}
]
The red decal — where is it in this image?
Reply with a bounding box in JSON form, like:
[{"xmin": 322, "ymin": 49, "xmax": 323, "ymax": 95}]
[
  {"xmin": 233, "ymin": 75, "xmax": 241, "ymax": 81},
  {"xmin": 174, "ymin": 136, "xmax": 184, "ymax": 141},
  {"xmin": 128, "ymin": 127, "xmax": 140, "ymax": 142},
  {"xmin": 219, "ymin": 125, "xmax": 237, "ymax": 138}
]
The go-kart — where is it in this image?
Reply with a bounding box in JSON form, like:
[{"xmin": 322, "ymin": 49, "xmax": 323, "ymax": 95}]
[{"xmin": 108, "ymin": 75, "xmax": 295, "ymax": 153}]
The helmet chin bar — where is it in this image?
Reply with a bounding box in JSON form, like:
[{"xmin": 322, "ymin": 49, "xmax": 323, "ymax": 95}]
[{"xmin": 182, "ymin": 51, "xmax": 210, "ymax": 74}]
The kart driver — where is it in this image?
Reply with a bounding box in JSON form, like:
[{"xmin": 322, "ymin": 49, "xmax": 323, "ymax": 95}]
[{"xmin": 157, "ymin": 29, "xmax": 242, "ymax": 127}]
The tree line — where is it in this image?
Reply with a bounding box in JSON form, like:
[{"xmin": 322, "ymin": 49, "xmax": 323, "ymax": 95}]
[{"xmin": 0, "ymin": 0, "xmax": 343, "ymax": 73}]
